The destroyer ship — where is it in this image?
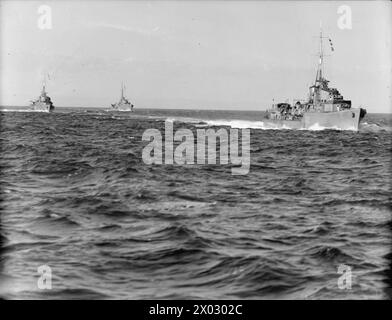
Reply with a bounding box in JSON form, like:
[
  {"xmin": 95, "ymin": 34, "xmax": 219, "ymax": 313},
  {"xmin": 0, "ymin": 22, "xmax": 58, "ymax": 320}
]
[
  {"xmin": 264, "ymin": 28, "xmax": 366, "ymax": 130},
  {"xmin": 111, "ymin": 83, "xmax": 134, "ymax": 111},
  {"xmin": 29, "ymin": 83, "xmax": 54, "ymax": 112}
]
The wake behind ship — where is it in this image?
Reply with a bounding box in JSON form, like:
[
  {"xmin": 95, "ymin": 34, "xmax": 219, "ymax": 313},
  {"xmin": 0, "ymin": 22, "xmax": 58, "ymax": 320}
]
[
  {"xmin": 29, "ymin": 83, "xmax": 54, "ymax": 112},
  {"xmin": 264, "ymin": 28, "xmax": 366, "ymax": 130}
]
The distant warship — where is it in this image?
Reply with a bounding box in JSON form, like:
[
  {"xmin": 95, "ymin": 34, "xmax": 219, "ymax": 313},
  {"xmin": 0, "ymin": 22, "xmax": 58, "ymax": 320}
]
[
  {"xmin": 264, "ymin": 27, "xmax": 366, "ymax": 130},
  {"xmin": 111, "ymin": 83, "xmax": 134, "ymax": 111},
  {"xmin": 30, "ymin": 83, "xmax": 54, "ymax": 112}
]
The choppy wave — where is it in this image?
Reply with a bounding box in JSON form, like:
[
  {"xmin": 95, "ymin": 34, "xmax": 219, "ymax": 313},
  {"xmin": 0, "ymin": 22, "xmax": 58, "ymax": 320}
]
[
  {"xmin": 361, "ymin": 121, "xmax": 392, "ymax": 133},
  {"xmin": 0, "ymin": 108, "xmax": 391, "ymax": 299}
]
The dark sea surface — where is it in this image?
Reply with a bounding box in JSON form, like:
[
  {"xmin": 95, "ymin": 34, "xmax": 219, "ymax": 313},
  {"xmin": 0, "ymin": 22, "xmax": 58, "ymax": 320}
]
[{"xmin": 0, "ymin": 107, "xmax": 391, "ymax": 299}]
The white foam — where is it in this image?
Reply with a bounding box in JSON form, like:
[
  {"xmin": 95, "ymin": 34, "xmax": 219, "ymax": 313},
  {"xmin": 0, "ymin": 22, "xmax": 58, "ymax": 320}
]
[
  {"xmin": 166, "ymin": 116, "xmax": 205, "ymax": 124},
  {"xmin": 166, "ymin": 117, "xmax": 296, "ymax": 130},
  {"xmin": 168, "ymin": 117, "xmax": 364, "ymax": 131},
  {"xmin": 0, "ymin": 109, "xmax": 49, "ymax": 113},
  {"xmin": 1, "ymin": 109, "xmax": 28, "ymax": 112},
  {"xmin": 201, "ymin": 119, "xmax": 298, "ymax": 130},
  {"xmin": 305, "ymin": 123, "xmax": 356, "ymax": 131},
  {"xmin": 360, "ymin": 122, "xmax": 391, "ymax": 132}
]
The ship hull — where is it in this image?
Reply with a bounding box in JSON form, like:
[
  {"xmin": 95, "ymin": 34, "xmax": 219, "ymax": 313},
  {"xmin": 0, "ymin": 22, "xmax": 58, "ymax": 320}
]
[
  {"xmin": 302, "ymin": 108, "xmax": 363, "ymax": 130},
  {"xmin": 264, "ymin": 108, "xmax": 365, "ymax": 131},
  {"xmin": 30, "ymin": 102, "xmax": 54, "ymax": 112},
  {"xmin": 111, "ymin": 102, "xmax": 134, "ymax": 112}
]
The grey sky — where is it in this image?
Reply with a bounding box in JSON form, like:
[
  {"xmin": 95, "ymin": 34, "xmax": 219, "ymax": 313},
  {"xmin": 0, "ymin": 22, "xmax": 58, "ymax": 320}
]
[{"xmin": 0, "ymin": 0, "xmax": 391, "ymax": 112}]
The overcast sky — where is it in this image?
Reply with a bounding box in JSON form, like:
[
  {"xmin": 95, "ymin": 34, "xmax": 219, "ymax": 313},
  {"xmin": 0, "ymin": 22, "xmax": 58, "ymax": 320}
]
[{"xmin": 0, "ymin": 0, "xmax": 391, "ymax": 112}]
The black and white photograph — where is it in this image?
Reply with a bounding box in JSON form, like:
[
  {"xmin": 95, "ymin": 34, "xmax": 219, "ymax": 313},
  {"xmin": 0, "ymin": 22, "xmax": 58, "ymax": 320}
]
[{"xmin": 0, "ymin": 0, "xmax": 391, "ymax": 303}]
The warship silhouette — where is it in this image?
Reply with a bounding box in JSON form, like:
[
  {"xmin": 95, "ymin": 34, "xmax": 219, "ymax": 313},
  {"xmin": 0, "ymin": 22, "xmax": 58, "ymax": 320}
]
[
  {"xmin": 29, "ymin": 82, "xmax": 54, "ymax": 112},
  {"xmin": 111, "ymin": 83, "xmax": 134, "ymax": 111},
  {"xmin": 264, "ymin": 27, "xmax": 366, "ymax": 130}
]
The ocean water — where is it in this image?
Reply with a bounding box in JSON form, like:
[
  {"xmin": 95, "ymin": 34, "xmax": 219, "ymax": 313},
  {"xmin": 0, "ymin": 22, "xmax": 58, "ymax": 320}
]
[{"xmin": 0, "ymin": 107, "xmax": 391, "ymax": 299}]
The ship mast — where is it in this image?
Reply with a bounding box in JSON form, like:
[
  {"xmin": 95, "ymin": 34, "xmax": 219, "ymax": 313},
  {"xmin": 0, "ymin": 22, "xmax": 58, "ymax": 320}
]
[
  {"xmin": 41, "ymin": 74, "xmax": 47, "ymax": 96},
  {"xmin": 312, "ymin": 22, "xmax": 328, "ymax": 107},
  {"xmin": 316, "ymin": 23, "xmax": 324, "ymax": 84},
  {"xmin": 121, "ymin": 82, "xmax": 125, "ymax": 100}
]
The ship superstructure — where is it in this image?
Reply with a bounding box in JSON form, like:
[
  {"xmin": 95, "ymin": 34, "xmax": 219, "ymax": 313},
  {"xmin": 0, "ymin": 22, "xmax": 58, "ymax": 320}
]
[
  {"xmin": 111, "ymin": 83, "xmax": 134, "ymax": 112},
  {"xmin": 30, "ymin": 82, "xmax": 54, "ymax": 112}
]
